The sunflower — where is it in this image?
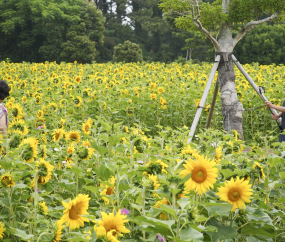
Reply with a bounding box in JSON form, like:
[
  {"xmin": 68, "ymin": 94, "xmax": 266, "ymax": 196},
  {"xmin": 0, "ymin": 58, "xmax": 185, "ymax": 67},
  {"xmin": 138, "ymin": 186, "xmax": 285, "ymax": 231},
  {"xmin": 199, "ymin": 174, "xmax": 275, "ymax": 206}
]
[
  {"xmin": 67, "ymin": 143, "xmax": 75, "ymax": 154},
  {"xmin": 216, "ymin": 177, "xmax": 253, "ymax": 212},
  {"xmin": 86, "ymin": 118, "xmax": 93, "ymax": 126},
  {"xmin": 150, "ymin": 94, "xmax": 157, "ymax": 100},
  {"xmin": 181, "ymin": 145, "xmax": 200, "ymax": 159},
  {"xmin": 59, "ymin": 99, "xmax": 68, "ymax": 107},
  {"xmin": 10, "ymin": 103, "xmax": 23, "ymax": 119},
  {"xmin": 73, "ymin": 96, "xmax": 82, "ymax": 107},
  {"xmin": 215, "ymin": 146, "xmax": 222, "ymax": 163},
  {"xmin": 19, "ymin": 137, "xmax": 38, "ymax": 163},
  {"xmin": 154, "ymin": 198, "xmax": 170, "ymax": 220},
  {"xmin": 82, "ymin": 121, "xmax": 91, "ymax": 135},
  {"xmin": 9, "ymin": 119, "xmax": 29, "ymax": 135},
  {"xmin": 40, "ymin": 201, "xmax": 48, "ymax": 215},
  {"xmin": 252, "ymin": 161, "xmax": 266, "ymax": 180},
  {"xmin": 22, "ymin": 96, "xmax": 27, "ymax": 102},
  {"xmin": 0, "ymin": 222, "xmax": 5, "ymax": 239},
  {"xmin": 75, "ymin": 76, "xmax": 82, "ymax": 84},
  {"xmin": 148, "ymin": 174, "xmax": 160, "ymax": 190},
  {"xmin": 160, "ymin": 97, "xmax": 166, "ymax": 106},
  {"xmin": 82, "ymin": 139, "xmax": 91, "ymax": 147},
  {"xmin": 31, "ymin": 159, "xmax": 54, "ymax": 187},
  {"xmin": 48, "ymin": 102, "xmax": 58, "ymax": 112},
  {"xmin": 53, "ymin": 220, "xmax": 64, "ymax": 242},
  {"xmin": 60, "ymin": 194, "xmax": 90, "ymax": 231},
  {"xmin": 78, "ymin": 146, "xmax": 94, "ymax": 160},
  {"xmin": 100, "ymin": 176, "xmax": 116, "ymax": 205},
  {"xmin": 180, "ymin": 154, "xmax": 218, "ymax": 195},
  {"xmin": 95, "ymin": 210, "xmax": 130, "ymax": 238},
  {"xmin": 145, "ymin": 159, "xmax": 169, "ymax": 175},
  {"xmin": 37, "ymin": 110, "xmax": 44, "ymax": 118},
  {"xmin": 1, "ymin": 174, "xmax": 15, "ymax": 187},
  {"xmin": 53, "ymin": 128, "xmax": 65, "ymax": 142},
  {"xmin": 157, "ymin": 87, "xmax": 165, "ymax": 94},
  {"xmin": 38, "ymin": 145, "xmax": 47, "ymax": 159},
  {"xmin": 66, "ymin": 131, "xmax": 80, "ymax": 144}
]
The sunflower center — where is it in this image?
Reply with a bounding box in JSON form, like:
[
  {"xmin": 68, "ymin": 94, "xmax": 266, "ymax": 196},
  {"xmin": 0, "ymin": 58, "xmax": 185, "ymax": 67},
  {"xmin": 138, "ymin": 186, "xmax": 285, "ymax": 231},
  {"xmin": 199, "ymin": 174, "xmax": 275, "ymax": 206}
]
[
  {"xmin": 106, "ymin": 186, "xmax": 114, "ymax": 195},
  {"xmin": 228, "ymin": 188, "xmax": 241, "ymax": 202},
  {"xmin": 1, "ymin": 176, "xmax": 12, "ymax": 186},
  {"xmin": 69, "ymin": 205, "xmax": 81, "ymax": 220},
  {"xmin": 191, "ymin": 166, "xmax": 207, "ymax": 183}
]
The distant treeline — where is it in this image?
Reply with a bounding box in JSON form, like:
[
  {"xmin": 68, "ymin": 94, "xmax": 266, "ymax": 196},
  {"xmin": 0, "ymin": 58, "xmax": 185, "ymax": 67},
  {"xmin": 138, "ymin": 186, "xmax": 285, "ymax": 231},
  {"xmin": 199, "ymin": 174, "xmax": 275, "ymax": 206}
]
[{"xmin": 0, "ymin": 0, "xmax": 284, "ymax": 64}]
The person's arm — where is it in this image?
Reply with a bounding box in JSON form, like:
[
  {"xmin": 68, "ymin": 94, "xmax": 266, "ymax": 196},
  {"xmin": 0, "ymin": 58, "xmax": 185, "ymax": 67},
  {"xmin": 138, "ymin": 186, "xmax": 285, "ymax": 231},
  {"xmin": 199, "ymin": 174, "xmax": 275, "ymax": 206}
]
[
  {"xmin": 0, "ymin": 113, "xmax": 7, "ymax": 135},
  {"xmin": 265, "ymin": 101, "xmax": 285, "ymax": 113}
]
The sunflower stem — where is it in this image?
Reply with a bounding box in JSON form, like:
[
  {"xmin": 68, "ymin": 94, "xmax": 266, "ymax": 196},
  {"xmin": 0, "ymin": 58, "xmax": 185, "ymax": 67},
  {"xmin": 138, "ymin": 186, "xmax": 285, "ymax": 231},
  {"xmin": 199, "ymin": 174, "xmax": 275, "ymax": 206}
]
[
  {"xmin": 75, "ymin": 158, "xmax": 79, "ymax": 196},
  {"xmin": 33, "ymin": 170, "xmax": 39, "ymax": 236},
  {"xmin": 230, "ymin": 212, "xmax": 234, "ymax": 227},
  {"xmin": 142, "ymin": 185, "xmax": 146, "ymax": 242}
]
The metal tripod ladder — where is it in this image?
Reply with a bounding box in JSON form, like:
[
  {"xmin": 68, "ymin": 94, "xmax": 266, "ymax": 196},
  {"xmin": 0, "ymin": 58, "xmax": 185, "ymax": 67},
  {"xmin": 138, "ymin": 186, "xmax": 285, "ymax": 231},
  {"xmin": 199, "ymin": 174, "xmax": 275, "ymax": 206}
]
[{"xmin": 187, "ymin": 54, "xmax": 282, "ymax": 143}]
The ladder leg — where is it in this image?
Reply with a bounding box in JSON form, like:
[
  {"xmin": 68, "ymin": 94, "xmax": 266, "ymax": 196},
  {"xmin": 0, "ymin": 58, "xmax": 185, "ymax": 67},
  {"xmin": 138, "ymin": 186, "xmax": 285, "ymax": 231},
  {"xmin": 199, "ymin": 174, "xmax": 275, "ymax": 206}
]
[
  {"xmin": 188, "ymin": 55, "xmax": 221, "ymax": 143},
  {"xmin": 232, "ymin": 54, "xmax": 281, "ymax": 124},
  {"xmin": 206, "ymin": 80, "xmax": 219, "ymax": 129}
]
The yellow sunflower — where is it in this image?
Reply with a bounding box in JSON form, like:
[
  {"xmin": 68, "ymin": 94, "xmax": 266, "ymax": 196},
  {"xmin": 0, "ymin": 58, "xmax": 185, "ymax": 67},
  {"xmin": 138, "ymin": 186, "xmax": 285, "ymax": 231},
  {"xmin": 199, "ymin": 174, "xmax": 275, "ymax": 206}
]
[
  {"xmin": 19, "ymin": 137, "xmax": 38, "ymax": 163},
  {"xmin": 148, "ymin": 174, "xmax": 160, "ymax": 190},
  {"xmin": 82, "ymin": 139, "xmax": 91, "ymax": 147},
  {"xmin": 9, "ymin": 119, "xmax": 29, "ymax": 135},
  {"xmin": 66, "ymin": 131, "xmax": 80, "ymax": 144},
  {"xmin": 31, "ymin": 159, "xmax": 54, "ymax": 187},
  {"xmin": 215, "ymin": 146, "xmax": 222, "ymax": 163},
  {"xmin": 1, "ymin": 174, "xmax": 15, "ymax": 187},
  {"xmin": 10, "ymin": 103, "xmax": 23, "ymax": 119},
  {"xmin": 75, "ymin": 76, "xmax": 82, "ymax": 84},
  {"xmin": 40, "ymin": 201, "xmax": 48, "ymax": 215},
  {"xmin": 78, "ymin": 146, "xmax": 94, "ymax": 160},
  {"xmin": 216, "ymin": 177, "xmax": 253, "ymax": 212},
  {"xmin": 60, "ymin": 194, "xmax": 90, "ymax": 231},
  {"xmin": 82, "ymin": 121, "xmax": 91, "ymax": 135},
  {"xmin": 53, "ymin": 220, "xmax": 64, "ymax": 242},
  {"xmin": 252, "ymin": 161, "xmax": 266, "ymax": 180},
  {"xmin": 37, "ymin": 110, "xmax": 44, "ymax": 118},
  {"xmin": 100, "ymin": 176, "xmax": 116, "ymax": 205},
  {"xmin": 180, "ymin": 154, "xmax": 218, "ymax": 195},
  {"xmin": 0, "ymin": 222, "xmax": 5, "ymax": 239},
  {"xmin": 95, "ymin": 210, "xmax": 130, "ymax": 238},
  {"xmin": 38, "ymin": 145, "xmax": 47, "ymax": 159},
  {"xmin": 154, "ymin": 198, "xmax": 170, "ymax": 220},
  {"xmin": 73, "ymin": 96, "xmax": 82, "ymax": 107},
  {"xmin": 53, "ymin": 128, "xmax": 65, "ymax": 142},
  {"xmin": 67, "ymin": 143, "xmax": 75, "ymax": 154}
]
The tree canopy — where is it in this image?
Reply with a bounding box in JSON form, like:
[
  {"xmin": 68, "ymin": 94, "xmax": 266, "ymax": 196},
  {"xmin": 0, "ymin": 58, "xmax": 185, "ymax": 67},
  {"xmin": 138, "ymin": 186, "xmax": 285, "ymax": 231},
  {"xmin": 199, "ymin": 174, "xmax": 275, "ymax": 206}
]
[{"xmin": 0, "ymin": 0, "xmax": 105, "ymax": 63}]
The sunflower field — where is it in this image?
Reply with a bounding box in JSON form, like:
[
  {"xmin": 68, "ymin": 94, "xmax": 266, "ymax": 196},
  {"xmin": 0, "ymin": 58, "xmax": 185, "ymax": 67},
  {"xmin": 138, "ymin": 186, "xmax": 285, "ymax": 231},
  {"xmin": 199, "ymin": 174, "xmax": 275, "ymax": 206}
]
[{"xmin": 1, "ymin": 60, "xmax": 285, "ymax": 241}]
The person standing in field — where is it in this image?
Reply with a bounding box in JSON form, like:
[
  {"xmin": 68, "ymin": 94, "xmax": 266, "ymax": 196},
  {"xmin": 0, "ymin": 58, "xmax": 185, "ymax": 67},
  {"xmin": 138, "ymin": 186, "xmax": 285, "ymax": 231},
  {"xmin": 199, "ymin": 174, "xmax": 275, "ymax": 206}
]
[
  {"xmin": 265, "ymin": 74, "xmax": 285, "ymax": 142},
  {"xmin": 0, "ymin": 80, "xmax": 10, "ymax": 135}
]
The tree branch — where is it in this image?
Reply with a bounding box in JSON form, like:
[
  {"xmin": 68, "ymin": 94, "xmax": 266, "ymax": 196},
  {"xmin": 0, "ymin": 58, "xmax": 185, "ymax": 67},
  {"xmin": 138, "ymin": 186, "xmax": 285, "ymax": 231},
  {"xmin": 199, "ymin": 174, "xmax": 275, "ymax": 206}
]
[
  {"xmin": 191, "ymin": 0, "xmax": 219, "ymax": 49},
  {"xmin": 233, "ymin": 12, "xmax": 279, "ymax": 48}
]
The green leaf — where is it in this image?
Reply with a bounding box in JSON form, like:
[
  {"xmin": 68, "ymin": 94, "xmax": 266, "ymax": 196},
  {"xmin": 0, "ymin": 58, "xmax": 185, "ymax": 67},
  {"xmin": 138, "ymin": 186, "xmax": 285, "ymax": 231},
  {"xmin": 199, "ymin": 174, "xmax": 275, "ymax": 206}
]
[
  {"xmin": 135, "ymin": 193, "xmax": 142, "ymax": 204},
  {"xmin": 177, "ymin": 197, "xmax": 190, "ymax": 210},
  {"xmin": 83, "ymin": 186, "xmax": 98, "ymax": 193},
  {"xmin": 0, "ymin": 160, "xmax": 13, "ymax": 170},
  {"xmin": 220, "ymin": 169, "xmax": 235, "ymax": 179},
  {"xmin": 206, "ymin": 218, "xmax": 237, "ymax": 241},
  {"xmin": 15, "ymin": 184, "xmax": 27, "ymax": 189},
  {"xmin": 97, "ymin": 165, "xmax": 113, "ymax": 181},
  {"xmin": 158, "ymin": 204, "xmax": 177, "ymax": 219},
  {"xmin": 268, "ymin": 156, "xmax": 282, "ymax": 167},
  {"xmin": 71, "ymin": 166, "xmax": 81, "ymax": 175},
  {"xmin": 100, "ymin": 121, "xmax": 112, "ymax": 133},
  {"xmin": 180, "ymin": 226, "xmax": 204, "ymax": 242},
  {"xmin": 13, "ymin": 228, "xmax": 34, "ymax": 240},
  {"xmin": 91, "ymin": 142, "xmax": 108, "ymax": 156},
  {"xmin": 280, "ymin": 172, "xmax": 285, "ymax": 179},
  {"xmin": 242, "ymin": 224, "xmax": 276, "ymax": 238}
]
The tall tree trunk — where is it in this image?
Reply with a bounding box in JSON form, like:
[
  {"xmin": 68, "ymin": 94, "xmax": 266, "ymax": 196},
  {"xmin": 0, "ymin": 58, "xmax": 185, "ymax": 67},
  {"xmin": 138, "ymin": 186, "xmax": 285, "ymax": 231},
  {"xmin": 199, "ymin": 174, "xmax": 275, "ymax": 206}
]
[{"xmin": 216, "ymin": 18, "xmax": 244, "ymax": 139}]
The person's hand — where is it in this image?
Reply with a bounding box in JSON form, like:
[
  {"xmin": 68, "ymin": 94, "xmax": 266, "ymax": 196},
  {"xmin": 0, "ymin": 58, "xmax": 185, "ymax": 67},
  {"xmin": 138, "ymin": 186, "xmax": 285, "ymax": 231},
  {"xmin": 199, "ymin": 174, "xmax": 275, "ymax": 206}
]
[
  {"xmin": 265, "ymin": 101, "xmax": 274, "ymax": 108},
  {"xmin": 272, "ymin": 114, "xmax": 279, "ymax": 120}
]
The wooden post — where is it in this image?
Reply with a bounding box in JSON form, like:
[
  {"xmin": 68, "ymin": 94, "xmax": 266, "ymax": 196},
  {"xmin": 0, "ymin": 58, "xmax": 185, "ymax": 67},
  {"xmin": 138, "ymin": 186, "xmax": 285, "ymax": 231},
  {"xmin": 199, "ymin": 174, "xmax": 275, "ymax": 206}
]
[
  {"xmin": 187, "ymin": 55, "xmax": 221, "ymax": 143},
  {"xmin": 206, "ymin": 80, "xmax": 219, "ymax": 129}
]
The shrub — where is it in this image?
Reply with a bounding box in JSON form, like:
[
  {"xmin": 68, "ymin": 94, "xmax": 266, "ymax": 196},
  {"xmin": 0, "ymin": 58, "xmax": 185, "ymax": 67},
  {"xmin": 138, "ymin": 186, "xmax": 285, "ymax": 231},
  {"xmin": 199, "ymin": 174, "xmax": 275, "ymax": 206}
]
[{"xmin": 113, "ymin": 40, "xmax": 143, "ymax": 63}]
